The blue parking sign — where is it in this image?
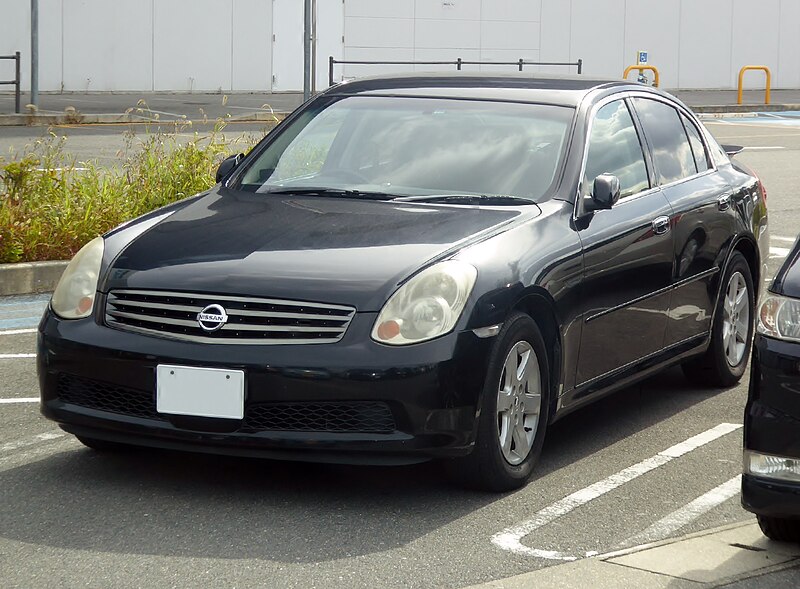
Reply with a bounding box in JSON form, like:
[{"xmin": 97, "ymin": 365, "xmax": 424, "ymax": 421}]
[{"xmin": 638, "ymin": 51, "xmax": 648, "ymax": 65}]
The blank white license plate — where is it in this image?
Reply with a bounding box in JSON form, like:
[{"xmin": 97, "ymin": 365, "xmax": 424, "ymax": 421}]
[{"xmin": 156, "ymin": 364, "xmax": 244, "ymax": 419}]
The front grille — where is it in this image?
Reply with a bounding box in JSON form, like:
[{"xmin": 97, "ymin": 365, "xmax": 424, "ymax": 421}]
[
  {"xmin": 105, "ymin": 289, "xmax": 356, "ymax": 344},
  {"xmin": 56, "ymin": 374, "xmax": 395, "ymax": 434},
  {"xmin": 57, "ymin": 374, "xmax": 164, "ymax": 420},
  {"xmin": 241, "ymin": 402, "xmax": 396, "ymax": 434}
]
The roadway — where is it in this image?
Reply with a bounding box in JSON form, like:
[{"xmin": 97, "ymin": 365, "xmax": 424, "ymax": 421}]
[{"xmin": 0, "ymin": 116, "xmax": 798, "ymax": 588}]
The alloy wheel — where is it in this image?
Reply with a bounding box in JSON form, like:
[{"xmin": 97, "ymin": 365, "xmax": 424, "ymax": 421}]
[
  {"xmin": 496, "ymin": 341, "xmax": 542, "ymax": 465},
  {"xmin": 722, "ymin": 271, "xmax": 750, "ymax": 366}
]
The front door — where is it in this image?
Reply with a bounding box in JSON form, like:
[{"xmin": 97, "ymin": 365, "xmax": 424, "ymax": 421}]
[{"xmin": 575, "ymin": 98, "xmax": 675, "ymax": 385}]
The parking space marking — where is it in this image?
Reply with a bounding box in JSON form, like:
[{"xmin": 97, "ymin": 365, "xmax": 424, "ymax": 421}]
[
  {"xmin": 741, "ymin": 146, "xmax": 785, "ymax": 151},
  {"xmin": 490, "ymin": 423, "xmax": 742, "ymax": 561},
  {"xmin": 0, "ymin": 398, "xmax": 39, "ymax": 404},
  {"xmin": 1, "ymin": 431, "xmax": 64, "ymax": 453},
  {"xmin": 0, "ymin": 353, "xmax": 35, "ymax": 359},
  {"xmin": 770, "ymin": 246, "xmax": 791, "ymax": 259},
  {"xmin": 0, "ymin": 328, "xmax": 37, "ymax": 336},
  {"xmin": 0, "ymin": 437, "xmax": 80, "ymax": 474},
  {"xmin": 618, "ymin": 475, "xmax": 742, "ymax": 549},
  {"xmin": 773, "ymin": 236, "xmax": 797, "ymax": 243}
]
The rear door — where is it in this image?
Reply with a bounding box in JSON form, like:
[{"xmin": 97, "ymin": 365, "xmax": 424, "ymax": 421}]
[
  {"xmin": 630, "ymin": 97, "xmax": 735, "ymax": 347},
  {"xmin": 574, "ymin": 98, "xmax": 675, "ymax": 386}
]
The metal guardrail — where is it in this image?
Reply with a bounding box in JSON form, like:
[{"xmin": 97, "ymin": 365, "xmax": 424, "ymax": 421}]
[
  {"xmin": 623, "ymin": 64, "xmax": 660, "ymax": 88},
  {"xmin": 328, "ymin": 56, "xmax": 583, "ymax": 87},
  {"xmin": 737, "ymin": 65, "xmax": 771, "ymax": 105},
  {"xmin": 0, "ymin": 51, "xmax": 21, "ymax": 114}
]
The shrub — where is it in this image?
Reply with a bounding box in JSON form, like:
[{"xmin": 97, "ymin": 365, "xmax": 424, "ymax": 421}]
[{"xmin": 0, "ymin": 120, "xmax": 266, "ymax": 263}]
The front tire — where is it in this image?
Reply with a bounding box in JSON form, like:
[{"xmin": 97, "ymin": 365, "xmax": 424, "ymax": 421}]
[
  {"xmin": 757, "ymin": 515, "xmax": 800, "ymax": 543},
  {"xmin": 446, "ymin": 313, "xmax": 550, "ymax": 492},
  {"xmin": 682, "ymin": 252, "xmax": 754, "ymax": 387}
]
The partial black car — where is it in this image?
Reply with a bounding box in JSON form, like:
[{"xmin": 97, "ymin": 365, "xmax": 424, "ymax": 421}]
[
  {"xmin": 743, "ymin": 236, "xmax": 800, "ymax": 540},
  {"xmin": 38, "ymin": 73, "xmax": 769, "ymax": 491}
]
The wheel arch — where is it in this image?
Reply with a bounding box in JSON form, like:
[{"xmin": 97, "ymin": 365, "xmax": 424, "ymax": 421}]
[{"xmin": 509, "ymin": 288, "xmax": 563, "ymax": 422}]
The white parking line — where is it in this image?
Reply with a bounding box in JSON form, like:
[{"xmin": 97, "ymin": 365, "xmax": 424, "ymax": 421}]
[
  {"xmin": 773, "ymin": 236, "xmax": 797, "ymax": 243},
  {"xmin": 618, "ymin": 474, "xmax": 742, "ymax": 549},
  {"xmin": 770, "ymin": 246, "xmax": 791, "ymax": 259},
  {"xmin": 0, "ymin": 353, "xmax": 35, "ymax": 359},
  {"xmin": 490, "ymin": 423, "xmax": 742, "ymax": 561},
  {"xmin": 741, "ymin": 146, "xmax": 785, "ymax": 151},
  {"xmin": 0, "ymin": 398, "xmax": 39, "ymax": 404},
  {"xmin": 0, "ymin": 328, "xmax": 37, "ymax": 336},
  {"xmin": 1, "ymin": 431, "xmax": 64, "ymax": 453}
]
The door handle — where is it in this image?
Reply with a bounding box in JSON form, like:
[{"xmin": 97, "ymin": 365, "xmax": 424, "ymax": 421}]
[
  {"xmin": 718, "ymin": 193, "xmax": 732, "ymax": 210},
  {"xmin": 652, "ymin": 216, "xmax": 670, "ymax": 235}
]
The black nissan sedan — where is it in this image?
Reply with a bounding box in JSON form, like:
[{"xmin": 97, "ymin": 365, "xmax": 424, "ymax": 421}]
[
  {"xmin": 743, "ymin": 236, "xmax": 800, "ymax": 540},
  {"xmin": 38, "ymin": 74, "xmax": 769, "ymax": 491}
]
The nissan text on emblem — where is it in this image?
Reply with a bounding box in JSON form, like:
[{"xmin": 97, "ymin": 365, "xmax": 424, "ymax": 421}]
[{"xmin": 197, "ymin": 304, "xmax": 228, "ymax": 332}]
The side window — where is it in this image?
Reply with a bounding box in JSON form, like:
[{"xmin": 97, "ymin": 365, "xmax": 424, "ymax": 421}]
[
  {"xmin": 681, "ymin": 113, "xmax": 711, "ymax": 173},
  {"xmin": 632, "ymin": 98, "xmax": 696, "ymax": 185},
  {"xmin": 584, "ymin": 100, "xmax": 649, "ymax": 199}
]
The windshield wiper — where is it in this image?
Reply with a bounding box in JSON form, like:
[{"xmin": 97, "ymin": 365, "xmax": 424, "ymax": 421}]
[
  {"xmin": 392, "ymin": 194, "xmax": 537, "ymax": 205},
  {"xmin": 262, "ymin": 187, "xmax": 397, "ymax": 200}
]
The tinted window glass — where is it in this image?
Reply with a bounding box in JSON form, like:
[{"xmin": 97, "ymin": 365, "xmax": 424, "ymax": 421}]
[
  {"xmin": 633, "ymin": 98, "xmax": 696, "ymax": 184},
  {"xmin": 681, "ymin": 113, "xmax": 710, "ymax": 173},
  {"xmin": 584, "ymin": 100, "xmax": 649, "ymax": 199}
]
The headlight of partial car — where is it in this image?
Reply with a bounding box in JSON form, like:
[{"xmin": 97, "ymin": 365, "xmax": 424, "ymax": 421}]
[
  {"xmin": 372, "ymin": 261, "xmax": 477, "ymax": 345},
  {"xmin": 757, "ymin": 294, "xmax": 800, "ymax": 342},
  {"xmin": 51, "ymin": 236, "xmax": 105, "ymax": 320}
]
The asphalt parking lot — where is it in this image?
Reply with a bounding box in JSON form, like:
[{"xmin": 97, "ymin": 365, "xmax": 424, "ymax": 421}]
[{"xmin": 1, "ymin": 115, "xmax": 799, "ymax": 588}]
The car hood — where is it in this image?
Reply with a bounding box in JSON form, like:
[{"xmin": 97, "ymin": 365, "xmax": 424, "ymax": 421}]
[{"xmin": 103, "ymin": 188, "xmax": 529, "ymax": 311}]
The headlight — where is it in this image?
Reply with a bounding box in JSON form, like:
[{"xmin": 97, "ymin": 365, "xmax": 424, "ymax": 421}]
[
  {"xmin": 51, "ymin": 236, "xmax": 105, "ymax": 319},
  {"xmin": 757, "ymin": 294, "xmax": 800, "ymax": 342},
  {"xmin": 372, "ymin": 261, "xmax": 477, "ymax": 345}
]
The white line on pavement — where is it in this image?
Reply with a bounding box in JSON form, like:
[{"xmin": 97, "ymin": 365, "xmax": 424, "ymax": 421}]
[
  {"xmin": 1, "ymin": 431, "xmax": 64, "ymax": 453},
  {"xmin": 0, "ymin": 328, "xmax": 37, "ymax": 336},
  {"xmin": 742, "ymin": 146, "xmax": 786, "ymax": 151},
  {"xmin": 0, "ymin": 437, "xmax": 80, "ymax": 474},
  {"xmin": 0, "ymin": 353, "xmax": 35, "ymax": 359},
  {"xmin": 490, "ymin": 423, "xmax": 743, "ymax": 561},
  {"xmin": 770, "ymin": 246, "xmax": 791, "ymax": 259},
  {"xmin": 773, "ymin": 236, "xmax": 797, "ymax": 243},
  {"xmin": 0, "ymin": 398, "xmax": 39, "ymax": 404},
  {"xmin": 618, "ymin": 474, "xmax": 742, "ymax": 549}
]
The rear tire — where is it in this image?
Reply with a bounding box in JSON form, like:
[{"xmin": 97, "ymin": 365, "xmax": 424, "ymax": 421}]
[
  {"xmin": 446, "ymin": 313, "xmax": 550, "ymax": 492},
  {"xmin": 682, "ymin": 251, "xmax": 754, "ymax": 387},
  {"xmin": 757, "ymin": 515, "xmax": 800, "ymax": 543}
]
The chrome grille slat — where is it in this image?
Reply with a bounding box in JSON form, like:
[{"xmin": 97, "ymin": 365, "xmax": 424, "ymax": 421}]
[{"xmin": 105, "ymin": 290, "xmax": 355, "ymax": 345}]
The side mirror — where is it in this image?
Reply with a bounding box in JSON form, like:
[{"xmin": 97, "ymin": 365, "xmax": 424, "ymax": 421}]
[
  {"xmin": 586, "ymin": 173, "xmax": 621, "ymax": 212},
  {"xmin": 721, "ymin": 144, "xmax": 744, "ymax": 157},
  {"xmin": 216, "ymin": 153, "xmax": 244, "ymax": 183}
]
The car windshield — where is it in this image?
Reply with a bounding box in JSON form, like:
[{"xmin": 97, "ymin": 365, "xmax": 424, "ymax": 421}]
[{"xmin": 235, "ymin": 95, "xmax": 574, "ymax": 203}]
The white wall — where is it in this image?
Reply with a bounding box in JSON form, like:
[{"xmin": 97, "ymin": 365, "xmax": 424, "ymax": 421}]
[{"xmin": 0, "ymin": 0, "xmax": 798, "ymax": 92}]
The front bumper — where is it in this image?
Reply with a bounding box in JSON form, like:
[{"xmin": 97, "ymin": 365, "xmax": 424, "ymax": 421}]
[
  {"xmin": 742, "ymin": 334, "xmax": 800, "ymax": 517},
  {"xmin": 38, "ymin": 308, "xmax": 495, "ymax": 464}
]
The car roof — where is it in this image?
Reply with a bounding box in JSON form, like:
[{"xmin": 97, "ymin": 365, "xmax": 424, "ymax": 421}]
[{"xmin": 326, "ymin": 72, "xmax": 636, "ymax": 107}]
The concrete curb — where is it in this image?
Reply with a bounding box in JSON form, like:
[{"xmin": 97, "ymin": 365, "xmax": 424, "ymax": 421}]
[
  {"xmin": 691, "ymin": 103, "xmax": 800, "ymax": 114},
  {"xmin": 0, "ymin": 110, "xmax": 288, "ymax": 127},
  {"xmin": 0, "ymin": 261, "xmax": 68, "ymax": 296}
]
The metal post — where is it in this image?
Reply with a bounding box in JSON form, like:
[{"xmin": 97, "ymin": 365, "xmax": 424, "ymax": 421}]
[
  {"xmin": 577, "ymin": 59, "xmax": 583, "ymax": 74},
  {"xmin": 328, "ymin": 56, "xmax": 334, "ymax": 87},
  {"xmin": 457, "ymin": 58, "xmax": 462, "ymax": 71},
  {"xmin": 518, "ymin": 58, "xmax": 524, "ymax": 72},
  {"xmin": 31, "ymin": 0, "xmax": 39, "ymax": 107},
  {"xmin": 311, "ymin": 0, "xmax": 317, "ymax": 94},
  {"xmin": 303, "ymin": 0, "xmax": 311, "ymax": 101},
  {"xmin": 15, "ymin": 51, "xmax": 21, "ymax": 114}
]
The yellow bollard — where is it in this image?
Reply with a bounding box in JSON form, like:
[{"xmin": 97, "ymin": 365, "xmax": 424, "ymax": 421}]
[
  {"xmin": 737, "ymin": 66, "xmax": 771, "ymax": 105},
  {"xmin": 623, "ymin": 65, "xmax": 660, "ymax": 88}
]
